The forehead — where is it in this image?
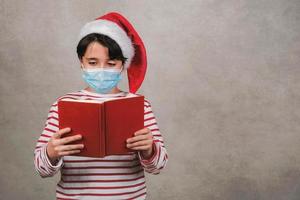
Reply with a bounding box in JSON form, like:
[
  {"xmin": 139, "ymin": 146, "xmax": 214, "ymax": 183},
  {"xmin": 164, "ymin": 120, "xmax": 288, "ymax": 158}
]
[{"xmin": 84, "ymin": 42, "xmax": 109, "ymax": 59}]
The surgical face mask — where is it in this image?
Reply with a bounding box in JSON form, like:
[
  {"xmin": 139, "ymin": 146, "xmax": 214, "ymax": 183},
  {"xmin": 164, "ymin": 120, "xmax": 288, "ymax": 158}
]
[{"xmin": 81, "ymin": 66, "xmax": 123, "ymax": 94}]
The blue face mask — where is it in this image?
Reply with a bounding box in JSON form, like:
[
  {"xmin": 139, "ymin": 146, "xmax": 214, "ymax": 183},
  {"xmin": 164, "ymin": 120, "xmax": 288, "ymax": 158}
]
[{"xmin": 81, "ymin": 67, "xmax": 123, "ymax": 94}]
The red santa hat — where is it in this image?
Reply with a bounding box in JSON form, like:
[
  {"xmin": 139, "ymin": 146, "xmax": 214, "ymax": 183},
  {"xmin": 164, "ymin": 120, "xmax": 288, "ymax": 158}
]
[{"xmin": 77, "ymin": 12, "xmax": 147, "ymax": 94}]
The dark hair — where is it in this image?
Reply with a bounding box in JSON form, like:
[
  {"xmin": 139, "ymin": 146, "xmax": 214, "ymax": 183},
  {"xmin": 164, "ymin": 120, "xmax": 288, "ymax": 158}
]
[{"xmin": 76, "ymin": 33, "xmax": 127, "ymax": 64}]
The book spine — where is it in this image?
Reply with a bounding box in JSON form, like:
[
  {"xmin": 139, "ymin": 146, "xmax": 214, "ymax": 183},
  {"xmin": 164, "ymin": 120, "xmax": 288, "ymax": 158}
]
[{"xmin": 101, "ymin": 103, "xmax": 107, "ymax": 157}]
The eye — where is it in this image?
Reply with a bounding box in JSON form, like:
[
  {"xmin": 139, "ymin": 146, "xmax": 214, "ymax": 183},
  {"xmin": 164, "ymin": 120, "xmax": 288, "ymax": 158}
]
[
  {"xmin": 108, "ymin": 62, "xmax": 116, "ymax": 67},
  {"xmin": 88, "ymin": 61, "xmax": 97, "ymax": 65}
]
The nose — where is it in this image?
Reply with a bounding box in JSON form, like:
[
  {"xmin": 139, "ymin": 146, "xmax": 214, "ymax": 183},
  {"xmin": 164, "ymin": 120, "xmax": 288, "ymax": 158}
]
[{"xmin": 98, "ymin": 62, "xmax": 106, "ymax": 68}]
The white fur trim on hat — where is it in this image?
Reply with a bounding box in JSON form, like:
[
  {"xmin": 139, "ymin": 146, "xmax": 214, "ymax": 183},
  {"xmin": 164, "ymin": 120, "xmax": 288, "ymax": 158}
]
[{"xmin": 77, "ymin": 19, "xmax": 135, "ymax": 69}]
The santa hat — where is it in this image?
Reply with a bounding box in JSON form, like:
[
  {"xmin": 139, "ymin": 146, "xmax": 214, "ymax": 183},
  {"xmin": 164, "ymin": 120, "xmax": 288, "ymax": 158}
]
[{"xmin": 77, "ymin": 12, "xmax": 147, "ymax": 94}]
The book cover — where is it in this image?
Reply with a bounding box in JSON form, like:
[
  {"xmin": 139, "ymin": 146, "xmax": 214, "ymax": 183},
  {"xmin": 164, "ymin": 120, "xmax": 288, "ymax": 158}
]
[{"xmin": 58, "ymin": 95, "xmax": 144, "ymax": 158}]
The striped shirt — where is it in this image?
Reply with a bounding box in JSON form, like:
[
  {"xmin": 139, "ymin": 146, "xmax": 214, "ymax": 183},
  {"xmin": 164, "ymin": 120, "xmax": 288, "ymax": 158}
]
[{"xmin": 33, "ymin": 89, "xmax": 168, "ymax": 200}]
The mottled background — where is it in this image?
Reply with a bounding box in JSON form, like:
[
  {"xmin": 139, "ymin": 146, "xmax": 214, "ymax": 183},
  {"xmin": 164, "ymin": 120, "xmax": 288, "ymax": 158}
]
[{"xmin": 1, "ymin": 0, "xmax": 300, "ymax": 199}]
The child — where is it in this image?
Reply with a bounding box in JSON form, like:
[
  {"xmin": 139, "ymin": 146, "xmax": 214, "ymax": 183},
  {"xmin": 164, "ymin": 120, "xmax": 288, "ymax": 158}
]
[{"xmin": 33, "ymin": 12, "xmax": 168, "ymax": 199}]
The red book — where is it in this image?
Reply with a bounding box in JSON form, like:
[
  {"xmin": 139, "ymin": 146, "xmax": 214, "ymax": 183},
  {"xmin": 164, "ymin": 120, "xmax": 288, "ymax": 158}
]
[{"xmin": 58, "ymin": 94, "xmax": 144, "ymax": 158}]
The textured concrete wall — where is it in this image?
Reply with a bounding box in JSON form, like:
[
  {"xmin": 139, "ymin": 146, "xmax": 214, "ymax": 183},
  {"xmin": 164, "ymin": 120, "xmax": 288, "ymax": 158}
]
[{"xmin": 1, "ymin": 0, "xmax": 300, "ymax": 199}]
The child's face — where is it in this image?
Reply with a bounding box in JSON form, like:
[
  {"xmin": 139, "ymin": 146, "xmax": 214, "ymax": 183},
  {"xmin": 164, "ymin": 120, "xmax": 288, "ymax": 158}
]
[{"xmin": 80, "ymin": 41, "xmax": 123, "ymax": 71}]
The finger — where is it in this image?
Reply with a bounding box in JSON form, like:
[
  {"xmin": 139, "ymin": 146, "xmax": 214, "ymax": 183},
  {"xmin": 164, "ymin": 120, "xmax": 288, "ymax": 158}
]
[
  {"xmin": 58, "ymin": 149, "xmax": 81, "ymax": 156},
  {"xmin": 130, "ymin": 145, "xmax": 152, "ymax": 151},
  {"xmin": 57, "ymin": 134, "xmax": 82, "ymax": 145},
  {"xmin": 134, "ymin": 128, "xmax": 150, "ymax": 136},
  {"xmin": 127, "ymin": 134, "xmax": 150, "ymax": 144},
  {"xmin": 52, "ymin": 132, "xmax": 60, "ymax": 139},
  {"xmin": 127, "ymin": 140, "xmax": 152, "ymax": 148},
  {"xmin": 54, "ymin": 127, "xmax": 72, "ymax": 139},
  {"xmin": 55, "ymin": 144, "xmax": 84, "ymax": 152}
]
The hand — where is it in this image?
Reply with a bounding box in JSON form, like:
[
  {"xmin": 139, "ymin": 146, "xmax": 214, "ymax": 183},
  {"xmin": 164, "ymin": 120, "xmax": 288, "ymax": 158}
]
[
  {"xmin": 46, "ymin": 127, "xmax": 84, "ymax": 165},
  {"xmin": 126, "ymin": 128, "xmax": 154, "ymax": 159}
]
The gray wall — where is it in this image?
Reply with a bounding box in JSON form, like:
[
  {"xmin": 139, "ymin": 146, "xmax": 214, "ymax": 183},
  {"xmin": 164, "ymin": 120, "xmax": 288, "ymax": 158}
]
[{"xmin": 1, "ymin": 0, "xmax": 300, "ymax": 199}]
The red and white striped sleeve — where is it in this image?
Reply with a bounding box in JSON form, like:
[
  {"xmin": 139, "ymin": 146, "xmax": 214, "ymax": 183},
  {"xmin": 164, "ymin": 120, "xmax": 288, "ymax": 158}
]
[
  {"xmin": 33, "ymin": 100, "xmax": 64, "ymax": 178},
  {"xmin": 137, "ymin": 98, "xmax": 168, "ymax": 174}
]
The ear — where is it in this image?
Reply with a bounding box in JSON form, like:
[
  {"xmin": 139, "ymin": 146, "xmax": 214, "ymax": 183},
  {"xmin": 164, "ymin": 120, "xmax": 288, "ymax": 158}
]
[
  {"xmin": 79, "ymin": 59, "xmax": 84, "ymax": 69},
  {"xmin": 121, "ymin": 65, "xmax": 125, "ymax": 73}
]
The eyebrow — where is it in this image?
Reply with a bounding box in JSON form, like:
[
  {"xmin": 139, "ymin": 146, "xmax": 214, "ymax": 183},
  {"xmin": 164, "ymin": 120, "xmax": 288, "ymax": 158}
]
[
  {"xmin": 85, "ymin": 57, "xmax": 99, "ymax": 60},
  {"xmin": 85, "ymin": 57, "xmax": 115, "ymax": 62}
]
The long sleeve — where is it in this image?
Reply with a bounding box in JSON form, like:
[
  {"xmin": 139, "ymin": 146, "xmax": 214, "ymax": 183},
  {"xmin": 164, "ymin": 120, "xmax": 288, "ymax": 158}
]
[
  {"xmin": 33, "ymin": 100, "xmax": 64, "ymax": 178},
  {"xmin": 137, "ymin": 99, "xmax": 169, "ymax": 174}
]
